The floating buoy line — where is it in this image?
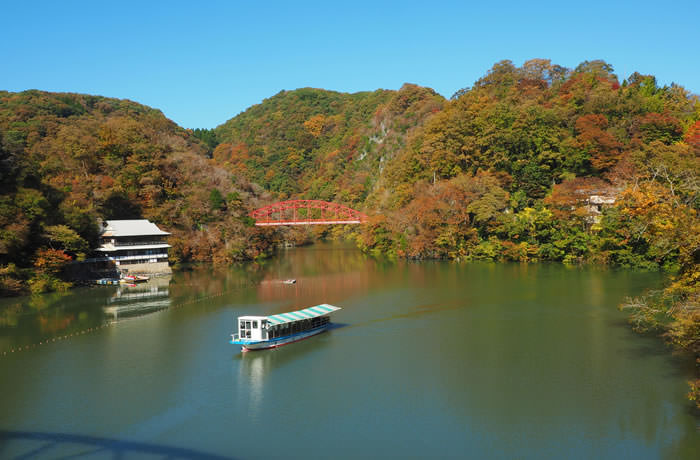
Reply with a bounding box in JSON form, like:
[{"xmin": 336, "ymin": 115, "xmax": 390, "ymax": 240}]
[{"xmin": 1, "ymin": 282, "xmax": 254, "ymax": 358}]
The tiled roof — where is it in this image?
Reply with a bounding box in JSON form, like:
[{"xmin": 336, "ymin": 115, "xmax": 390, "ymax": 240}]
[{"xmin": 101, "ymin": 220, "xmax": 170, "ymax": 237}]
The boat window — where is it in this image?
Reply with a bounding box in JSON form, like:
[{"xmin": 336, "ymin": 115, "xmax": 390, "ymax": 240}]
[
  {"xmin": 253, "ymin": 321, "xmax": 258, "ymax": 329},
  {"xmin": 245, "ymin": 321, "xmax": 251, "ymax": 329},
  {"xmin": 240, "ymin": 321, "xmax": 245, "ymax": 330}
]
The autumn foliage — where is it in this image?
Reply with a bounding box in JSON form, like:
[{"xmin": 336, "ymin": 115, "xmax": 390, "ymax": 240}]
[
  {"xmin": 0, "ymin": 90, "xmax": 277, "ymax": 294},
  {"xmin": 1, "ymin": 59, "xmax": 699, "ymax": 405}
]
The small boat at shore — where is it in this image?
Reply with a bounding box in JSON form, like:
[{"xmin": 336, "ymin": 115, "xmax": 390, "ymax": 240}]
[
  {"xmin": 231, "ymin": 304, "xmax": 341, "ymax": 352},
  {"xmin": 96, "ymin": 278, "xmax": 120, "ymax": 286},
  {"xmin": 121, "ymin": 275, "xmax": 150, "ymax": 283},
  {"xmin": 282, "ymin": 279, "xmax": 296, "ymax": 284}
]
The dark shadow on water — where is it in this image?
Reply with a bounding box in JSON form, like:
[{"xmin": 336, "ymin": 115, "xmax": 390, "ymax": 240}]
[
  {"xmin": 611, "ymin": 317, "xmax": 699, "ymax": 409},
  {"xmin": 682, "ymin": 401, "xmax": 700, "ymax": 420},
  {"xmin": 0, "ymin": 430, "xmax": 235, "ymax": 459},
  {"xmin": 326, "ymin": 322, "xmax": 349, "ymax": 331},
  {"xmin": 608, "ymin": 317, "xmax": 636, "ymax": 329},
  {"xmin": 618, "ymin": 336, "xmax": 696, "ymax": 379}
]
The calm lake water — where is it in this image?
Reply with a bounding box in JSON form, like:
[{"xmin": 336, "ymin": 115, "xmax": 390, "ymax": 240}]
[{"xmin": 0, "ymin": 243, "xmax": 698, "ymax": 459}]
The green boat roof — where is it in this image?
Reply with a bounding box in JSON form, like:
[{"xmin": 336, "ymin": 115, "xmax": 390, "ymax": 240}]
[{"xmin": 266, "ymin": 304, "xmax": 341, "ymax": 326}]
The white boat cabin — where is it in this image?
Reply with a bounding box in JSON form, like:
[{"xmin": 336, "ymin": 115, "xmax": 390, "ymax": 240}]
[
  {"xmin": 237, "ymin": 316, "xmax": 268, "ymax": 341},
  {"xmin": 237, "ymin": 304, "xmax": 340, "ymax": 341}
]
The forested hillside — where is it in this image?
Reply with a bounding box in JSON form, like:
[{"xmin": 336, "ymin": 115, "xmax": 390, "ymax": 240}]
[
  {"xmin": 359, "ymin": 60, "xmax": 698, "ymax": 265},
  {"xmin": 0, "ymin": 91, "xmax": 275, "ymax": 296},
  {"xmin": 204, "ymin": 61, "xmax": 698, "ymax": 271},
  {"xmin": 211, "ymin": 85, "xmax": 444, "ymax": 206}
]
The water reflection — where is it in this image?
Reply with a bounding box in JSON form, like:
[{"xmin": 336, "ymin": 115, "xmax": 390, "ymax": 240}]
[
  {"xmin": 235, "ymin": 350, "xmax": 269, "ymax": 420},
  {"xmin": 2, "ymin": 244, "xmax": 698, "ymax": 458},
  {"xmin": 234, "ymin": 335, "xmax": 331, "ymax": 422},
  {"xmin": 103, "ymin": 276, "xmax": 171, "ymax": 320},
  {"xmin": 257, "ymin": 271, "xmax": 367, "ymax": 305},
  {"xmin": 0, "ymin": 276, "xmax": 173, "ymax": 352}
]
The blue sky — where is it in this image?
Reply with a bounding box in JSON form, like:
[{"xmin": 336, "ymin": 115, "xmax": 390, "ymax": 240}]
[{"xmin": 1, "ymin": 1, "xmax": 698, "ymax": 128}]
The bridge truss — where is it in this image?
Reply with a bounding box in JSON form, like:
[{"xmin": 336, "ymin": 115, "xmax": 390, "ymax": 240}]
[{"xmin": 250, "ymin": 200, "xmax": 368, "ymax": 226}]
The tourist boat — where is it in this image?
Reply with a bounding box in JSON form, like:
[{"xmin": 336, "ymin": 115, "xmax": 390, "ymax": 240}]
[{"xmin": 231, "ymin": 303, "xmax": 341, "ymax": 351}]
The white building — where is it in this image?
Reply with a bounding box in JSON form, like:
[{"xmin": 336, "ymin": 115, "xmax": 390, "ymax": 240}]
[
  {"xmin": 584, "ymin": 195, "xmax": 617, "ymax": 224},
  {"xmin": 96, "ymin": 220, "xmax": 171, "ymax": 274}
]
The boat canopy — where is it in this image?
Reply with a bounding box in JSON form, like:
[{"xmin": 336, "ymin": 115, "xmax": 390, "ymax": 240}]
[{"xmin": 266, "ymin": 304, "xmax": 341, "ymax": 326}]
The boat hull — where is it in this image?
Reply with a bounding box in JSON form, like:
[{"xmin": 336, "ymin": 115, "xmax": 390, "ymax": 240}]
[{"xmin": 231, "ymin": 325, "xmax": 329, "ymax": 351}]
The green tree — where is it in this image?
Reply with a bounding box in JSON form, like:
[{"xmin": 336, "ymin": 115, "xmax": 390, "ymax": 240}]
[{"xmin": 209, "ymin": 188, "xmax": 224, "ymax": 211}]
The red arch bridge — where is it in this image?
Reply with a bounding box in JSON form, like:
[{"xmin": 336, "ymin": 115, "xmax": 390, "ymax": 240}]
[{"xmin": 250, "ymin": 200, "xmax": 369, "ymax": 226}]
